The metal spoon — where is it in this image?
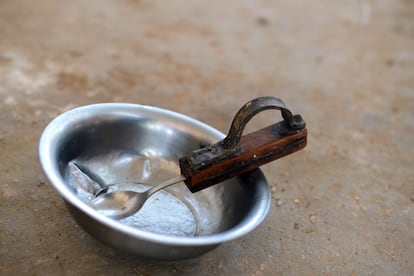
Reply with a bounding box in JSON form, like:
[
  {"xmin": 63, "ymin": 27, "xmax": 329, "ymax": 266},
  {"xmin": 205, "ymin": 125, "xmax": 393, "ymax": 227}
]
[{"xmin": 90, "ymin": 175, "xmax": 186, "ymax": 219}]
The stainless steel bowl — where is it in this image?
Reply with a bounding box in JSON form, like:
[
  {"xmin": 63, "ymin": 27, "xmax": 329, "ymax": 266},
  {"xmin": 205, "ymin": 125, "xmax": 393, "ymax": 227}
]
[{"xmin": 38, "ymin": 103, "xmax": 271, "ymax": 260}]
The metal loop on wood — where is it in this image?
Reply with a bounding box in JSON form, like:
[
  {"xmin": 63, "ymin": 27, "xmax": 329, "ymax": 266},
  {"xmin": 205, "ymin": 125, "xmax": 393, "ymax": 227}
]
[
  {"xmin": 221, "ymin": 96, "xmax": 305, "ymax": 150},
  {"xmin": 187, "ymin": 96, "xmax": 305, "ymax": 171}
]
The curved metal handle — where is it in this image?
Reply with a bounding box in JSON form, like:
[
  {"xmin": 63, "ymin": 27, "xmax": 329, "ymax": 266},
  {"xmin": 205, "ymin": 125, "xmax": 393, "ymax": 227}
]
[
  {"xmin": 221, "ymin": 96, "xmax": 305, "ymax": 150},
  {"xmin": 185, "ymin": 96, "xmax": 305, "ymax": 171}
]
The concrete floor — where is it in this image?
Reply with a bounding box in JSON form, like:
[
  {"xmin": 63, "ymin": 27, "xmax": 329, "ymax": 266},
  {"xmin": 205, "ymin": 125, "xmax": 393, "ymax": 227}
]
[{"xmin": 0, "ymin": 0, "xmax": 413, "ymax": 274}]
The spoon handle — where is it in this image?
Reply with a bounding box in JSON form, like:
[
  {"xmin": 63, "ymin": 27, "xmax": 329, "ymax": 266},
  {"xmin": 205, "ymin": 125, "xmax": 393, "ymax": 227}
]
[{"xmin": 146, "ymin": 175, "xmax": 187, "ymax": 197}]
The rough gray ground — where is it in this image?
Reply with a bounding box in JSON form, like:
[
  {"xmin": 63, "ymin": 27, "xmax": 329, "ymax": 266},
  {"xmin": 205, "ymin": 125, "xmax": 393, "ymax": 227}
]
[{"xmin": 0, "ymin": 0, "xmax": 413, "ymax": 275}]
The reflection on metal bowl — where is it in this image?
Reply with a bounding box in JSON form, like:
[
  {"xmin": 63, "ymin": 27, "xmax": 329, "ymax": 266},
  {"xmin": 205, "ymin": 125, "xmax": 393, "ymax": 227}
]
[{"xmin": 39, "ymin": 103, "xmax": 270, "ymax": 260}]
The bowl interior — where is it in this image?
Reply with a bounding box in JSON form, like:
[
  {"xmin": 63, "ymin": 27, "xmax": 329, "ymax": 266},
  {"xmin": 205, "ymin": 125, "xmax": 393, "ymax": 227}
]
[{"xmin": 41, "ymin": 104, "xmax": 270, "ymax": 239}]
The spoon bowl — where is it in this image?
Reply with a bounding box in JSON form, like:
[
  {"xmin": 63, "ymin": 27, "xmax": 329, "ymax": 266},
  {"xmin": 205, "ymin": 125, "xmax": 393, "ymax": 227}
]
[
  {"xmin": 90, "ymin": 176, "xmax": 186, "ymax": 219},
  {"xmin": 91, "ymin": 190, "xmax": 145, "ymax": 219}
]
